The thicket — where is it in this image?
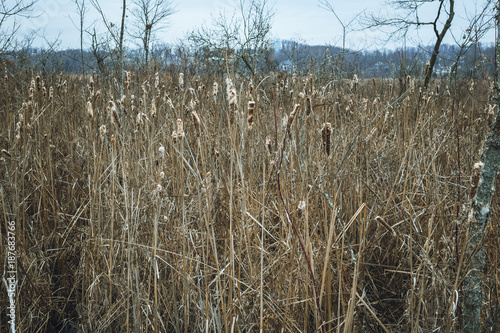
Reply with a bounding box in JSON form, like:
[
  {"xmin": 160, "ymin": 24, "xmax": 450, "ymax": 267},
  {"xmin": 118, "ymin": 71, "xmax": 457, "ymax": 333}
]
[{"xmin": 0, "ymin": 64, "xmax": 499, "ymax": 332}]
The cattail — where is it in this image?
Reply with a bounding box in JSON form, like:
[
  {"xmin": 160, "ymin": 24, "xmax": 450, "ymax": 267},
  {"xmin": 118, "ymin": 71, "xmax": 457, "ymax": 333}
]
[
  {"xmin": 62, "ymin": 80, "xmax": 67, "ymax": 94},
  {"xmin": 213, "ymin": 81, "xmax": 218, "ymax": 97},
  {"xmin": 42, "ymin": 86, "xmax": 46, "ymax": 97},
  {"xmin": 87, "ymin": 101, "xmax": 93, "ymax": 118},
  {"xmin": 470, "ymin": 161, "xmax": 483, "ymax": 198},
  {"xmin": 286, "ymin": 103, "xmax": 300, "ymax": 133},
  {"xmin": 154, "ymin": 72, "xmax": 159, "ymax": 89},
  {"xmin": 297, "ymin": 200, "xmax": 306, "ymax": 218},
  {"xmin": 305, "ymin": 95, "xmax": 312, "ymax": 116},
  {"xmin": 247, "ymin": 99, "xmax": 255, "ymax": 129},
  {"xmin": 469, "ymin": 79, "xmax": 474, "ymax": 92},
  {"xmin": 159, "ymin": 145, "xmax": 165, "ymax": 158},
  {"xmin": 108, "ymin": 100, "xmax": 121, "ymax": 128},
  {"xmin": 225, "ymin": 77, "xmax": 233, "ymax": 97},
  {"xmin": 151, "ymin": 98, "xmax": 156, "ymax": 117},
  {"xmin": 159, "ymin": 171, "xmax": 165, "ymax": 180},
  {"xmin": 228, "ymin": 87, "xmax": 238, "ymax": 124},
  {"xmin": 36, "ymin": 76, "xmax": 41, "ymax": 91},
  {"xmin": 424, "ymin": 60, "xmax": 430, "ymax": 77},
  {"xmin": 266, "ymin": 136, "xmax": 273, "ymax": 155},
  {"xmin": 192, "ymin": 111, "xmax": 201, "ymax": 137},
  {"xmin": 353, "ymin": 74, "xmax": 358, "ymax": 92},
  {"xmin": 179, "ymin": 72, "xmax": 184, "ymax": 88},
  {"xmin": 15, "ymin": 121, "xmax": 21, "ymax": 141},
  {"xmin": 125, "ymin": 71, "xmax": 130, "ymax": 90},
  {"xmin": 136, "ymin": 112, "xmax": 144, "ymax": 125},
  {"xmin": 172, "ymin": 118, "xmax": 185, "ymax": 142},
  {"xmin": 99, "ymin": 124, "xmax": 106, "ymax": 138},
  {"xmin": 321, "ymin": 122, "xmax": 332, "ymax": 156}
]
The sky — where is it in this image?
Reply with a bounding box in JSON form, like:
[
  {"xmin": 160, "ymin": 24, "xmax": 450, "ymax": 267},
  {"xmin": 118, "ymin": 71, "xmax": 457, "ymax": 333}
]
[{"xmin": 16, "ymin": 0, "xmax": 496, "ymax": 51}]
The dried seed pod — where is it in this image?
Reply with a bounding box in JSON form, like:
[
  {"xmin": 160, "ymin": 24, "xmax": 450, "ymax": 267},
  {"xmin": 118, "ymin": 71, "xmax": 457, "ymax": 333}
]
[
  {"xmin": 470, "ymin": 162, "xmax": 483, "ymax": 198},
  {"xmin": 213, "ymin": 81, "xmax": 218, "ymax": 97},
  {"xmin": 321, "ymin": 122, "xmax": 332, "ymax": 156},
  {"xmin": 179, "ymin": 72, "xmax": 184, "ymax": 88},
  {"xmin": 247, "ymin": 99, "xmax": 255, "ymax": 129},
  {"xmin": 191, "ymin": 111, "xmax": 201, "ymax": 137},
  {"xmin": 297, "ymin": 200, "xmax": 306, "ymax": 218},
  {"xmin": 108, "ymin": 100, "xmax": 121, "ymax": 128},
  {"xmin": 87, "ymin": 101, "xmax": 93, "ymax": 118},
  {"xmin": 151, "ymin": 98, "xmax": 156, "ymax": 118},
  {"xmin": 305, "ymin": 95, "xmax": 312, "ymax": 116},
  {"xmin": 172, "ymin": 118, "xmax": 185, "ymax": 142},
  {"xmin": 286, "ymin": 104, "xmax": 300, "ymax": 133},
  {"xmin": 266, "ymin": 136, "xmax": 273, "ymax": 155},
  {"xmin": 424, "ymin": 60, "xmax": 430, "ymax": 77}
]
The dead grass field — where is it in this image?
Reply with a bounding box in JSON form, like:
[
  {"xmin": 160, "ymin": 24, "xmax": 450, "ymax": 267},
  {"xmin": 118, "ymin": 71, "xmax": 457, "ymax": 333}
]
[{"xmin": 0, "ymin": 68, "xmax": 499, "ymax": 332}]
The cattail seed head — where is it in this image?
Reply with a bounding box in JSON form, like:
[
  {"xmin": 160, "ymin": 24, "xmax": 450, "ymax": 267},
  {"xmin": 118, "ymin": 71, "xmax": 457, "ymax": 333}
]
[
  {"xmin": 424, "ymin": 60, "xmax": 431, "ymax": 77},
  {"xmin": 213, "ymin": 81, "xmax": 218, "ymax": 97},
  {"xmin": 87, "ymin": 101, "xmax": 93, "ymax": 118},
  {"xmin": 321, "ymin": 122, "xmax": 332, "ymax": 156},
  {"xmin": 159, "ymin": 145, "xmax": 165, "ymax": 158},
  {"xmin": 108, "ymin": 100, "xmax": 121, "ymax": 127},
  {"xmin": 192, "ymin": 111, "xmax": 201, "ymax": 137},
  {"xmin": 36, "ymin": 76, "xmax": 41, "ymax": 91},
  {"xmin": 125, "ymin": 71, "xmax": 130, "ymax": 90},
  {"xmin": 151, "ymin": 98, "xmax": 156, "ymax": 117},
  {"xmin": 305, "ymin": 96, "xmax": 312, "ymax": 116},
  {"xmin": 297, "ymin": 200, "xmax": 306, "ymax": 218},
  {"xmin": 172, "ymin": 118, "xmax": 185, "ymax": 142},
  {"xmin": 99, "ymin": 124, "xmax": 106, "ymax": 137},
  {"xmin": 179, "ymin": 72, "xmax": 184, "ymax": 87},
  {"xmin": 286, "ymin": 103, "xmax": 300, "ymax": 133},
  {"xmin": 247, "ymin": 99, "xmax": 255, "ymax": 129},
  {"xmin": 470, "ymin": 161, "xmax": 483, "ymax": 198},
  {"xmin": 266, "ymin": 136, "xmax": 273, "ymax": 155}
]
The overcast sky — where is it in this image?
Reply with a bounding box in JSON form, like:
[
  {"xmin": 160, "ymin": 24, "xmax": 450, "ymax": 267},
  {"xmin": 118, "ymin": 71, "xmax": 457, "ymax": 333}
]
[{"xmin": 19, "ymin": 0, "xmax": 495, "ymax": 51}]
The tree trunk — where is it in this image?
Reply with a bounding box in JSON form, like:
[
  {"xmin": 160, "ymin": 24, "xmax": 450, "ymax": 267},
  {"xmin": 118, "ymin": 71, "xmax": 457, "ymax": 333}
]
[
  {"xmin": 424, "ymin": 0, "xmax": 454, "ymax": 88},
  {"xmin": 462, "ymin": 4, "xmax": 500, "ymax": 332},
  {"xmin": 119, "ymin": 0, "xmax": 126, "ymax": 100}
]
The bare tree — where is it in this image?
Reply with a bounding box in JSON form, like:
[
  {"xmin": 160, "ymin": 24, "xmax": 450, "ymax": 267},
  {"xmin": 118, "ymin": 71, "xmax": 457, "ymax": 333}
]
[
  {"xmin": 461, "ymin": 4, "xmax": 500, "ymax": 332},
  {"xmin": 129, "ymin": 0, "xmax": 176, "ymax": 67},
  {"xmin": 90, "ymin": 0, "xmax": 127, "ymax": 98},
  {"xmin": 318, "ymin": 0, "xmax": 362, "ymax": 56},
  {"xmin": 364, "ymin": 0, "xmax": 455, "ymax": 88},
  {"xmin": 70, "ymin": 0, "xmax": 88, "ymax": 75},
  {"xmin": 189, "ymin": 0, "xmax": 275, "ymax": 76},
  {"xmin": 0, "ymin": 0, "xmax": 38, "ymax": 54}
]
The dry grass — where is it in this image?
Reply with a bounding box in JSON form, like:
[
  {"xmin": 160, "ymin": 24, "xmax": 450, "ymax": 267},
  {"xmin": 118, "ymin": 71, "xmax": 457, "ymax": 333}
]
[{"xmin": 0, "ymin": 67, "xmax": 499, "ymax": 332}]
